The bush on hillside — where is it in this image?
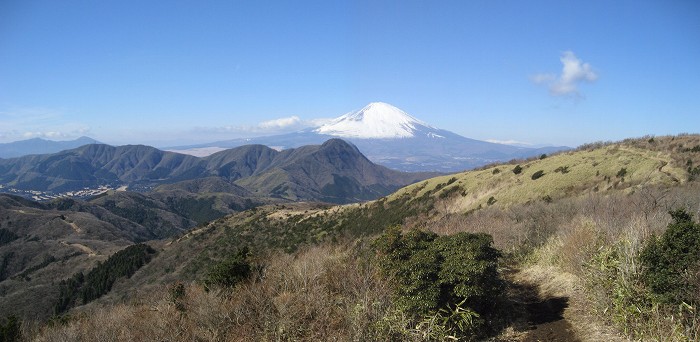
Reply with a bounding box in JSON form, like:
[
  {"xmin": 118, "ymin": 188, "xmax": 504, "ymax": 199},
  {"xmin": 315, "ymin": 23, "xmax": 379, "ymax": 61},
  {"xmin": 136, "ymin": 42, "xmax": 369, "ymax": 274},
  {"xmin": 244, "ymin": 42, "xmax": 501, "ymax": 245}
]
[
  {"xmin": 616, "ymin": 168, "xmax": 627, "ymax": 178},
  {"xmin": 374, "ymin": 226, "xmax": 504, "ymax": 339},
  {"xmin": 554, "ymin": 166, "xmax": 569, "ymax": 174},
  {"xmin": 512, "ymin": 165, "xmax": 523, "ymax": 175},
  {"xmin": 203, "ymin": 247, "xmax": 252, "ymax": 289},
  {"xmin": 487, "ymin": 196, "xmax": 497, "ymax": 206},
  {"xmin": 0, "ymin": 229, "xmax": 19, "ymax": 246},
  {"xmin": 0, "ymin": 315, "xmax": 21, "ymax": 342},
  {"xmin": 531, "ymin": 170, "xmax": 545, "ymax": 180},
  {"xmin": 640, "ymin": 209, "xmax": 700, "ymax": 305},
  {"xmin": 688, "ymin": 161, "xmax": 700, "ymax": 181}
]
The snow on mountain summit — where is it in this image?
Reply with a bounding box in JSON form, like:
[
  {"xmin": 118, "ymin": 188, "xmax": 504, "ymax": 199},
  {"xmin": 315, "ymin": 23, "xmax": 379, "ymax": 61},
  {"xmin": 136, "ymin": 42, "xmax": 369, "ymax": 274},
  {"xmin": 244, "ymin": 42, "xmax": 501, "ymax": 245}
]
[{"xmin": 314, "ymin": 102, "xmax": 432, "ymax": 139}]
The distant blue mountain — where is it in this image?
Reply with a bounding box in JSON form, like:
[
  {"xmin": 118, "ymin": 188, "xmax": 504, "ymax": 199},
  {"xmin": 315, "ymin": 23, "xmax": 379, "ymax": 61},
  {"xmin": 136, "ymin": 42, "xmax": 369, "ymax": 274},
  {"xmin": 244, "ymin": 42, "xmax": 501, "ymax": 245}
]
[{"xmin": 0, "ymin": 136, "xmax": 101, "ymax": 159}]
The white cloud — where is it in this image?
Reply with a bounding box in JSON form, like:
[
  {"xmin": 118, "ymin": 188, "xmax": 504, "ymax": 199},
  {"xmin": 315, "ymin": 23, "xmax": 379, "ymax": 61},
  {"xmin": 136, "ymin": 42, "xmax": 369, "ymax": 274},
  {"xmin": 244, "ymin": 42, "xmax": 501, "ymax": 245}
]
[
  {"xmin": 19, "ymin": 125, "xmax": 90, "ymax": 140},
  {"xmin": 308, "ymin": 118, "xmax": 335, "ymax": 127},
  {"xmin": 107, "ymin": 115, "xmax": 335, "ymax": 146},
  {"xmin": 195, "ymin": 115, "xmax": 331, "ymax": 137},
  {"xmin": 23, "ymin": 131, "xmax": 63, "ymax": 139},
  {"xmin": 0, "ymin": 106, "xmax": 92, "ymax": 143},
  {"xmin": 485, "ymin": 139, "xmax": 533, "ymax": 146},
  {"xmin": 258, "ymin": 116, "xmax": 303, "ymax": 130},
  {"xmin": 532, "ymin": 51, "xmax": 598, "ymax": 96}
]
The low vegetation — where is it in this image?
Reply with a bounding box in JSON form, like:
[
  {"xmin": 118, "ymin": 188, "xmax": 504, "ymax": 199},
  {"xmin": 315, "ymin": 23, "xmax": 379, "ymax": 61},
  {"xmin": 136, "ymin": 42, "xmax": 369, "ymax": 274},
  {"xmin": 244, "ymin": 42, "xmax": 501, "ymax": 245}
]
[
  {"xmin": 55, "ymin": 244, "xmax": 156, "ymax": 314},
  {"xmin": 640, "ymin": 209, "xmax": 700, "ymax": 305},
  {"xmin": 0, "ymin": 315, "xmax": 21, "ymax": 342},
  {"xmin": 374, "ymin": 227, "xmax": 504, "ymax": 339},
  {"xmin": 530, "ymin": 170, "xmax": 545, "ymax": 180},
  {"xmin": 0, "ymin": 229, "xmax": 19, "ymax": 246},
  {"xmin": 15, "ymin": 134, "xmax": 700, "ymax": 341},
  {"xmin": 202, "ymin": 247, "xmax": 251, "ymax": 289}
]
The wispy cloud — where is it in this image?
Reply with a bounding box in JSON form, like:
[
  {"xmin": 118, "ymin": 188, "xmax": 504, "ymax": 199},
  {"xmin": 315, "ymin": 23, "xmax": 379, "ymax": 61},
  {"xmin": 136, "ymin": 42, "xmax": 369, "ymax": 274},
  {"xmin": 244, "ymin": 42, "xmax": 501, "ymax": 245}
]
[
  {"xmin": 192, "ymin": 115, "xmax": 331, "ymax": 138},
  {"xmin": 0, "ymin": 106, "xmax": 91, "ymax": 142},
  {"xmin": 308, "ymin": 117, "xmax": 335, "ymax": 127},
  {"xmin": 22, "ymin": 131, "xmax": 68, "ymax": 139},
  {"xmin": 485, "ymin": 139, "xmax": 533, "ymax": 146},
  {"xmin": 258, "ymin": 116, "xmax": 303, "ymax": 130},
  {"xmin": 532, "ymin": 51, "xmax": 598, "ymax": 97}
]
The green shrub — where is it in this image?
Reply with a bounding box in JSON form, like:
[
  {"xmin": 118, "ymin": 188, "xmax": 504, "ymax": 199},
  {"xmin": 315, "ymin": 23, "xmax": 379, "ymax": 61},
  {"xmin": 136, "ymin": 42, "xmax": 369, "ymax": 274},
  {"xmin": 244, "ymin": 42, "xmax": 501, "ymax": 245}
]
[
  {"xmin": 554, "ymin": 166, "xmax": 569, "ymax": 174},
  {"xmin": 0, "ymin": 229, "xmax": 19, "ymax": 246},
  {"xmin": 689, "ymin": 164, "xmax": 700, "ymax": 181},
  {"xmin": 640, "ymin": 209, "xmax": 700, "ymax": 305},
  {"xmin": 55, "ymin": 243, "xmax": 156, "ymax": 313},
  {"xmin": 374, "ymin": 227, "xmax": 503, "ymax": 339},
  {"xmin": 539, "ymin": 154, "xmax": 547, "ymax": 160},
  {"xmin": 512, "ymin": 165, "xmax": 523, "ymax": 175},
  {"xmin": 487, "ymin": 197, "xmax": 497, "ymax": 206},
  {"xmin": 531, "ymin": 170, "xmax": 545, "ymax": 180},
  {"xmin": 0, "ymin": 315, "xmax": 21, "ymax": 342},
  {"xmin": 683, "ymin": 145, "xmax": 700, "ymax": 153},
  {"xmin": 168, "ymin": 282, "xmax": 187, "ymax": 311},
  {"xmin": 616, "ymin": 168, "xmax": 627, "ymax": 178},
  {"xmin": 203, "ymin": 247, "xmax": 252, "ymax": 289}
]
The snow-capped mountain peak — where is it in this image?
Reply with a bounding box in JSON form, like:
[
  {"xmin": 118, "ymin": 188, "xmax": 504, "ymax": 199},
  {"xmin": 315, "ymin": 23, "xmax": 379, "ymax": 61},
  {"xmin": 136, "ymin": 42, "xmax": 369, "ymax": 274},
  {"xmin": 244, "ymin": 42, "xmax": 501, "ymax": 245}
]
[{"xmin": 314, "ymin": 102, "xmax": 432, "ymax": 139}]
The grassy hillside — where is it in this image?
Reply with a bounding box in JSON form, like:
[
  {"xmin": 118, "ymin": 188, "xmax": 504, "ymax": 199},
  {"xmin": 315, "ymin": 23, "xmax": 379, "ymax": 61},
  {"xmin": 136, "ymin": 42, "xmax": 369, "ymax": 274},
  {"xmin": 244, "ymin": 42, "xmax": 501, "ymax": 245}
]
[
  {"xmin": 391, "ymin": 139, "xmax": 688, "ymax": 214},
  {"xmin": 19, "ymin": 135, "xmax": 700, "ymax": 341},
  {"xmin": 103, "ymin": 135, "xmax": 700, "ymax": 288}
]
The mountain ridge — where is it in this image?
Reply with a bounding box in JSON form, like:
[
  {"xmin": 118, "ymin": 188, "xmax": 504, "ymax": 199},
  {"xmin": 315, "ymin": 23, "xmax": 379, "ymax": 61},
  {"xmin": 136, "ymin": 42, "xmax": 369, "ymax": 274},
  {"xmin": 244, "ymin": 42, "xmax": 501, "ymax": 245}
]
[
  {"xmin": 167, "ymin": 103, "xmax": 569, "ymax": 172},
  {"xmin": 0, "ymin": 136, "xmax": 100, "ymax": 159},
  {"xmin": 0, "ymin": 139, "xmax": 435, "ymax": 204}
]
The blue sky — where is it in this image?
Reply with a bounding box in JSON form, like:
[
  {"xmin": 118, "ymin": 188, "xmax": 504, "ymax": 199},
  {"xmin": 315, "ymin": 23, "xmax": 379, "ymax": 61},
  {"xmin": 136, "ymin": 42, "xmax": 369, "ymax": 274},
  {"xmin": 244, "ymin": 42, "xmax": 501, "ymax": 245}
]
[{"xmin": 0, "ymin": 0, "xmax": 698, "ymax": 147}]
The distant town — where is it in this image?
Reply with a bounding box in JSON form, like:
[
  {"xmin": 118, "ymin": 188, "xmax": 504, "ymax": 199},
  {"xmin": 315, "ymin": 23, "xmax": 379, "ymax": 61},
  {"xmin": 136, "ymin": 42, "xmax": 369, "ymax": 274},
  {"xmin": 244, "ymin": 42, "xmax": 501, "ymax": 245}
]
[{"xmin": 0, "ymin": 184, "xmax": 123, "ymax": 201}]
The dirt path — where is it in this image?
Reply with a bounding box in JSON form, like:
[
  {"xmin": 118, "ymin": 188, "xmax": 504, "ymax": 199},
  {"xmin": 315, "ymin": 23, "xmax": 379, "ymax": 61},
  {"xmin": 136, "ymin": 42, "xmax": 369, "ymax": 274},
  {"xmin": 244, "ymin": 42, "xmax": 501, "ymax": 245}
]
[
  {"xmin": 497, "ymin": 265, "xmax": 626, "ymax": 342},
  {"xmin": 61, "ymin": 241, "xmax": 97, "ymax": 256},
  {"xmin": 501, "ymin": 267, "xmax": 581, "ymax": 342},
  {"xmin": 67, "ymin": 221, "xmax": 82, "ymax": 233},
  {"xmin": 521, "ymin": 297, "xmax": 579, "ymax": 341}
]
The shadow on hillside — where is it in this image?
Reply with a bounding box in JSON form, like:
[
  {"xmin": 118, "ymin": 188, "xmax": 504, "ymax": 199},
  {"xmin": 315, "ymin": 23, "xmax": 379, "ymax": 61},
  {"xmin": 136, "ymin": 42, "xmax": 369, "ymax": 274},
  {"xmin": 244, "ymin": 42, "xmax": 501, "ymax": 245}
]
[
  {"xmin": 491, "ymin": 268, "xmax": 580, "ymax": 342},
  {"xmin": 525, "ymin": 296, "xmax": 569, "ymax": 325}
]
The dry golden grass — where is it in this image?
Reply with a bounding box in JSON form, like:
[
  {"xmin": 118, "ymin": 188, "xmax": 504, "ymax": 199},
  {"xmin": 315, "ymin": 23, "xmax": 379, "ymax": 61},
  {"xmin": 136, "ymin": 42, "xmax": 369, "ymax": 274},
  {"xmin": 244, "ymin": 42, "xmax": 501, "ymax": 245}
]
[
  {"xmin": 389, "ymin": 135, "xmax": 698, "ymax": 221},
  {"xmin": 514, "ymin": 265, "xmax": 629, "ymax": 342},
  {"xmin": 412, "ymin": 180, "xmax": 700, "ymax": 341},
  {"xmin": 33, "ymin": 242, "xmax": 400, "ymax": 342}
]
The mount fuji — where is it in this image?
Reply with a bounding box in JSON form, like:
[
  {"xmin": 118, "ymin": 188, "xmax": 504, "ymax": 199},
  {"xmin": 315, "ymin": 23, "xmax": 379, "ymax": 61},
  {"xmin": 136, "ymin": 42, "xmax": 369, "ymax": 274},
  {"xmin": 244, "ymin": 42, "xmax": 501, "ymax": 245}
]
[
  {"xmin": 314, "ymin": 102, "xmax": 433, "ymax": 139},
  {"xmin": 170, "ymin": 103, "xmax": 568, "ymax": 172}
]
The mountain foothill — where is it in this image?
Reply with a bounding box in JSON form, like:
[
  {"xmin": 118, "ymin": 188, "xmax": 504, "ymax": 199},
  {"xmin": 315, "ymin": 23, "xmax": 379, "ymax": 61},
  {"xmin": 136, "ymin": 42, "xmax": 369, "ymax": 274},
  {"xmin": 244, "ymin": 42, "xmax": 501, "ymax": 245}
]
[{"xmin": 0, "ymin": 138, "xmax": 435, "ymax": 319}]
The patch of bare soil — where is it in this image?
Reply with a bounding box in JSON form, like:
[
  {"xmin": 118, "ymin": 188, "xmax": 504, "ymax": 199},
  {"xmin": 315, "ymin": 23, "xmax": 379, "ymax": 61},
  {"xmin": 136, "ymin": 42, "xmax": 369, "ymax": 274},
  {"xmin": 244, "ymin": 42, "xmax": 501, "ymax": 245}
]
[
  {"xmin": 522, "ymin": 297, "xmax": 578, "ymax": 341},
  {"xmin": 491, "ymin": 265, "xmax": 626, "ymax": 342},
  {"xmin": 61, "ymin": 241, "xmax": 97, "ymax": 256},
  {"xmin": 495, "ymin": 268, "xmax": 580, "ymax": 342}
]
